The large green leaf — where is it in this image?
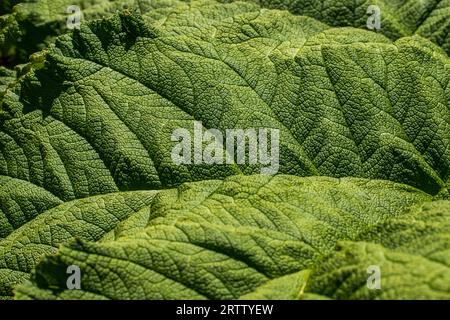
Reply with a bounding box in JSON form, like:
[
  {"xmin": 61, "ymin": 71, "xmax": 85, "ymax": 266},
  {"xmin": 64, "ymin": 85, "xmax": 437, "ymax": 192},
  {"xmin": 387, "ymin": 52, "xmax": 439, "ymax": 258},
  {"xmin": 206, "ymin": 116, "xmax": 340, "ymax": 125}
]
[
  {"xmin": 11, "ymin": 175, "xmax": 449, "ymax": 299},
  {"xmin": 239, "ymin": 0, "xmax": 450, "ymax": 54},
  {"xmin": 2, "ymin": 10, "xmax": 448, "ymax": 196},
  {"xmin": 0, "ymin": 2, "xmax": 449, "ymax": 300},
  {"xmin": 0, "ymin": 67, "xmax": 15, "ymax": 93},
  {"xmin": 0, "ymin": 0, "xmax": 148, "ymax": 65},
  {"xmin": 4, "ymin": 0, "xmax": 450, "ymax": 65},
  {"xmin": 0, "ymin": 190, "xmax": 158, "ymax": 298},
  {"xmin": 307, "ymin": 239, "xmax": 450, "ymax": 299},
  {"xmin": 238, "ymin": 270, "xmax": 311, "ymax": 300}
]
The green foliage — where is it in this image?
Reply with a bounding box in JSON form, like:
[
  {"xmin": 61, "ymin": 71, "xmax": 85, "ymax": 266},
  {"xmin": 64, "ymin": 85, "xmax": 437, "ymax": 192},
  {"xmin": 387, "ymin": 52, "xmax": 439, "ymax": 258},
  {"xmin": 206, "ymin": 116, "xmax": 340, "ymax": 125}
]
[
  {"xmin": 240, "ymin": 0, "xmax": 450, "ymax": 54},
  {"xmin": 4, "ymin": 0, "xmax": 450, "ymax": 65},
  {"xmin": 11, "ymin": 176, "xmax": 450, "ymax": 299},
  {"xmin": 0, "ymin": 67, "xmax": 15, "ymax": 93},
  {"xmin": 0, "ymin": 0, "xmax": 449, "ymax": 300}
]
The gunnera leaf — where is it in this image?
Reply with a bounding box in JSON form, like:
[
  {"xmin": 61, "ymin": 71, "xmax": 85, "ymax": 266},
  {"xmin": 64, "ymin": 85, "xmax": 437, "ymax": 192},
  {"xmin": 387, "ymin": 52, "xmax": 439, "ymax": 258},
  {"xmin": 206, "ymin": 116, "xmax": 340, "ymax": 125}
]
[
  {"xmin": 0, "ymin": 1, "xmax": 449, "ymax": 300},
  {"xmin": 236, "ymin": 0, "xmax": 450, "ymax": 55},
  {"xmin": 0, "ymin": 66, "xmax": 16, "ymax": 94},
  {"xmin": 12, "ymin": 175, "xmax": 450, "ymax": 299},
  {"xmin": 4, "ymin": 0, "xmax": 450, "ymax": 65},
  {"xmin": 1, "ymin": 11, "xmax": 448, "ymax": 195},
  {"xmin": 0, "ymin": 0, "xmax": 165, "ymax": 66}
]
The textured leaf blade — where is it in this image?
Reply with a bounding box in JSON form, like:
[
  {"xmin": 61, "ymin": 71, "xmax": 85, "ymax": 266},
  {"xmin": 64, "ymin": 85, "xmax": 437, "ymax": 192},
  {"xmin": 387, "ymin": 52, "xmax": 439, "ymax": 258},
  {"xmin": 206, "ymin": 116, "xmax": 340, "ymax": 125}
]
[
  {"xmin": 307, "ymin": 241, "xmax": 450, "ymax": 299},
  {"xmin": 12, "ymin": 174, "xmax": 445, "ymax": 300},
  {"xmin": 1, "ymin": 3, "xmax": 450, "ymax": 301},
  {"xmin": 239, "ymin": 270, "xmax": 310, "ymax": 300},
  {"xmin": 242, "ymin": 0, "xmax": 450, "ymax": 54},
  {"xmin": 1, "ymin": 11, "xmax": 449, "ymax": 197},
  {"xmin": 0, "ymin": 190, "xmax": 158, "ymax": 298}
]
